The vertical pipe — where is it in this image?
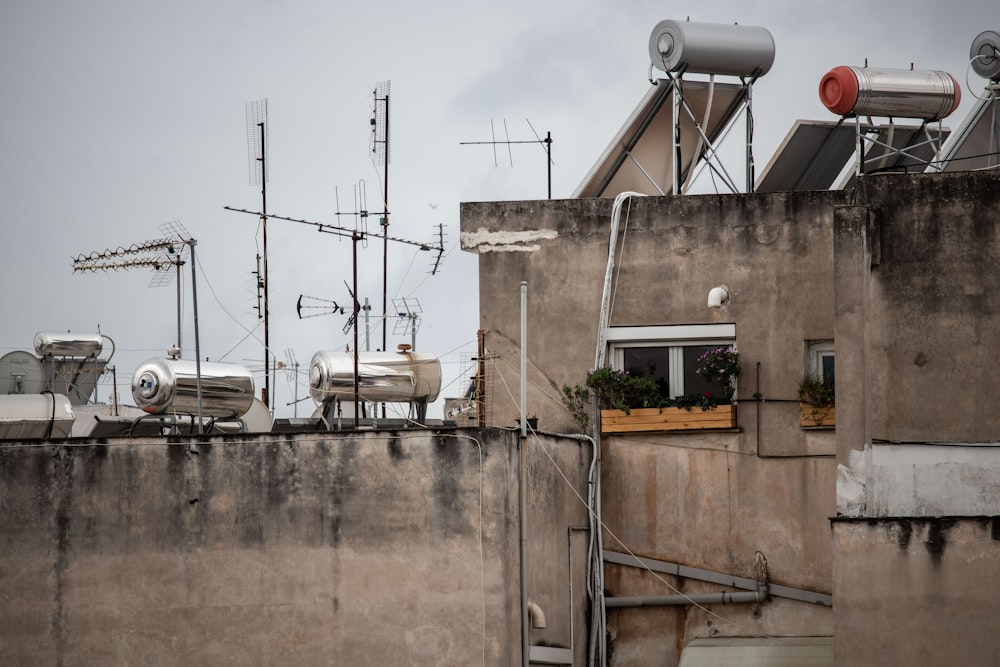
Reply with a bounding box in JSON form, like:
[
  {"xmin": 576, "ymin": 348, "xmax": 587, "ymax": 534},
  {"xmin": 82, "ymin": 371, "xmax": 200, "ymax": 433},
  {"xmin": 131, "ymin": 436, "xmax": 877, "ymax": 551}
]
[
  {"xmin": 519, "ymin": 281, "xmax": 529, "ymax": 667},
  {"xmin": 189, "ymin": 240, "xmax": 204, "ymax": 435},
  {"xmin": 672, "ymin": 77, "xmax": 682, "ymax": 194},
  {"xmin": 746, "ymin": 78, "xmax": 754, "ymax": 192}
]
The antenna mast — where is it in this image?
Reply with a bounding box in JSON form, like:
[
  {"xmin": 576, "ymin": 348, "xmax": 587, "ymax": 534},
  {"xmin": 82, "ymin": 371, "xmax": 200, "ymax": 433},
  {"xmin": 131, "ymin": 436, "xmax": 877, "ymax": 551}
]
[
  {"xmin": 461, "ymin": 119, "xmax": 554, "ymax": 199},
  {"xmin": 246, "ymin": 98, "xmax": 272, "ymax": 411},
  {"xmin": 73, "ymin": 222, "xmax": 205, "ymax": 433},
  {"xmin": 372, "ymin": 81, "xmax": 390, "ymax": 352}
]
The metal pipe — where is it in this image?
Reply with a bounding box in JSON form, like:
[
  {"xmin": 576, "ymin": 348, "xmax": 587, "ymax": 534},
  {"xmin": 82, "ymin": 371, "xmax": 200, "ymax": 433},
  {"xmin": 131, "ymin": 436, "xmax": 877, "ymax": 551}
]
[
  {"xmin": 189, "ymin": 240, "xmax": 204, "ymax": 434},
  {"xmin": 519, "ymin": 280, "xmax": 529, "ymax": 667},
  {"xmin": 605, "ymin": 590, "xmax": 765, "ymax": 608}
]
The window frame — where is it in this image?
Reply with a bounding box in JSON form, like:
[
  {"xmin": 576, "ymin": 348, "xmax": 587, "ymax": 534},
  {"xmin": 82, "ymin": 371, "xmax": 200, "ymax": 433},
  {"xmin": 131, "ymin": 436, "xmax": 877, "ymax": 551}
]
[
  {"xmin": 806, "ymin": 339, "xmax": 835, "ymax": 385},
  {"xmin": 607, "ymin": 324, "xmax": 737, "ymax": 399}
]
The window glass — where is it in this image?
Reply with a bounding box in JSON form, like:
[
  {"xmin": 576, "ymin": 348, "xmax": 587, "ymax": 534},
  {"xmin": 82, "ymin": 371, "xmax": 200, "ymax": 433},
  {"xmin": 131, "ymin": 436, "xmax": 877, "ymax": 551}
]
[
  {"xmin": 820, "ymin": 353, "xmax": 835, "ymax": 385},
  {"xmin": 683, "ymin": 345, "xmax": 727, "ymax": 398},
  {"xmin": 622, "ymin": 346, "xmax": 670, "ymax": 398}
]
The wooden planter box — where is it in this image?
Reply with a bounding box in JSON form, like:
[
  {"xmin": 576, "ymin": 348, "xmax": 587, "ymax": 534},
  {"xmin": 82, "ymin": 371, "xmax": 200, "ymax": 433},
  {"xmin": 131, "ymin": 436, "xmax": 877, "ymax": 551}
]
[
  {"xmin": 600, "ymin": 405, "xmax": 737, "ymax": 434},
  {"xmin": 799, "ymin": 403, "xmax": 835, "ymax": 427}
]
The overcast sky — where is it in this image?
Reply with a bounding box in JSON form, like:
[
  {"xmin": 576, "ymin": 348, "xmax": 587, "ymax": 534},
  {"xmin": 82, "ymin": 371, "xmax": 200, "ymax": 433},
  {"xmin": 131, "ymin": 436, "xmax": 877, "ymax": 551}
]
[{"xmin": 0, "ymin": 1, "xmax": 995, "ymax": 420}]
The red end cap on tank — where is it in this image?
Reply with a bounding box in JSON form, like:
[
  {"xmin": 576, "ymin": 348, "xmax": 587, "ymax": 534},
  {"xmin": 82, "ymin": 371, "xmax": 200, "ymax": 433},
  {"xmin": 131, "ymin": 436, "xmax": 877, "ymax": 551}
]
[{"xmin": 819, "ymin": 66, "xmax": 859, "ymax": 116}]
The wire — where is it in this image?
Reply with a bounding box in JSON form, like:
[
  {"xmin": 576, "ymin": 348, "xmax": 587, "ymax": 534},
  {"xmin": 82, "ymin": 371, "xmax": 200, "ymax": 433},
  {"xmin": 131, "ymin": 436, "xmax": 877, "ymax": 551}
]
[{"xmin": 487, "ymin": 350, "xmax": 831, "ymax": 649}]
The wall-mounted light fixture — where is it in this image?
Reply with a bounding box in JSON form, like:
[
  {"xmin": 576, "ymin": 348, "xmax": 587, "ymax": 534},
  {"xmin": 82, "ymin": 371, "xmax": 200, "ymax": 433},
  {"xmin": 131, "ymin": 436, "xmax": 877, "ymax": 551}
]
[{"xmin": 708, "ymin": 285, "xmax": 730, "ymax": 308}]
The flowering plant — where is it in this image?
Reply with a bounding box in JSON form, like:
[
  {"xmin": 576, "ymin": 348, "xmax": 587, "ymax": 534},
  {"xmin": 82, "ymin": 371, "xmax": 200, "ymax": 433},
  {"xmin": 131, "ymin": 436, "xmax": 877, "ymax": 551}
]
[
  {"xmin": 584, "ymin": 367, "xmax": 661, "ymax": 414},
  {"xmin": 696, "ymin": 347, "xmax": 741, "ymax": 402}
]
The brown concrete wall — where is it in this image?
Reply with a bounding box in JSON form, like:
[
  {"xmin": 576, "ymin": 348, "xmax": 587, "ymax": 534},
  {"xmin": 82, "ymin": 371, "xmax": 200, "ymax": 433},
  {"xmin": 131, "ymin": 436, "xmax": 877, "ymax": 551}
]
[
  {"xmin": 463, "ymin": 191, "xmax": 846, "ymax": 443},
  {"xmin": 842, "ymin": 172, "xmax": 1000, "ymax": 445},
  {"xmin": 462, "ymin": 192, "xmax": 844, "ymax": 664},
  {"xmin": 0, "ymin": 428, "xmax": 592, "ymax": 666},
  {"xmin": 832, "ymin": 517, "xmax": 1000, "ymax": 667}
]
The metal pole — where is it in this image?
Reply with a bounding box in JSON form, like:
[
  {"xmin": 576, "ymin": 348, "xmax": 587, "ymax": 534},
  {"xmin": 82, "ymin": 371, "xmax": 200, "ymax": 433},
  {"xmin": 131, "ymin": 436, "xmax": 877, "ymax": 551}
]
[
  {"xmin": 189, "ymin": 240, "xmax": 204, "ymax": 434},
  {"xmin": 545, "ymin": 131, "xmax": 552, "ymax": 200},
  {"xmin": 175, "ymin": 261, "xmax": 182, "ymax": 356},
  {"xmin": 353, "ymin": 232, "xmax": 360, "ymax": 430},
  {"xmin": 519, "ymin": 280, "xmax": 529, "ymax": 667},
  {"xmin": 382, "ymin": 94, "xmax": 390, "ymax": 356},
  {"xmin": 259, "ymin": 121, "xmax": 271, "ymax": 412},
  {"xmin": 363, "ymin": 297, "xmax": 371, "ymax": 352},
  {"xmin": 293, "ymin": 360, "xmax": 299, "ymax": 418}
]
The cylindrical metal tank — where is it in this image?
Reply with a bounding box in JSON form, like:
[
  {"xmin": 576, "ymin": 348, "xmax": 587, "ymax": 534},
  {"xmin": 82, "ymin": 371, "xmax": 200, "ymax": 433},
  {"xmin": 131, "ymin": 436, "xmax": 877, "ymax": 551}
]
[
  {"xmin": 970, "ymin": 30, "xmax": 1000, "ymax": 81},
  {"xmin": 308, "ymin": 350, "xmax": 442, "ymax": 404},
  {"xmin": 819, "ymin": 66, "xmax": 961, "ymax": 120},
  {"xmin": 33, "ymin": 332, "xmax": 103, "ymax": 358},
  {"xmin": 131, "ymin": 358, "xmax": 255, "ymax": 418},
  {"xmin": 648, "ymin": 19, "xmax": 775, "ymax": 77}
]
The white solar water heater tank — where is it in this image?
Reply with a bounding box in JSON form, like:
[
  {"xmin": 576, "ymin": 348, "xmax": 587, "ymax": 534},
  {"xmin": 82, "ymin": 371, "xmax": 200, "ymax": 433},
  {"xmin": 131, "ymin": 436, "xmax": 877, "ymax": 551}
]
[
  {"xmin": 308, "ymin": 350, "xmax": 442, "ymax": 404},
  {"xmin": 132, "ymin": 358, "xmax": 255, "ymax": 418},
  {"xmin": 33, "ymin": 332, "xmax": 103, "ymax": 358},
  {"xmin": 648, "ymin": 19, "xmax": 775, "ymax": 77}
]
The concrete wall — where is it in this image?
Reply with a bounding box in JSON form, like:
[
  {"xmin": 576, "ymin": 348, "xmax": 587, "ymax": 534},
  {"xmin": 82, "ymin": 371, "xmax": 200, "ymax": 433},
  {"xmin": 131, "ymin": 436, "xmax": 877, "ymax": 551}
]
[
  {"xmin": 831, "ymin": 172, "xmax": 1000, "ymax": 665},
  {"xmin": 0, "ymin": 428, "xmax": 592, "ymax": 666},
  {"xmin": 832, "ymin": 517, "xmax": 1000, "ymax": 667},
  {"xmin": 462, "ymin": 192, "xmax": 842, "ymax": 664}
]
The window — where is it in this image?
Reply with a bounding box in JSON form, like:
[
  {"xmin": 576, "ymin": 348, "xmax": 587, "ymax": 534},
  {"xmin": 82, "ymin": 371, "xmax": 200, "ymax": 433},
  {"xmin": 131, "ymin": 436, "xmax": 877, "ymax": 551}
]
[
  {"xmin": 806, "ymin": 340, "xmax": 835, "ymax": 385},
  {"xmin": 607, "ymin": 324, "xmax": 737, "ymax": 400}
]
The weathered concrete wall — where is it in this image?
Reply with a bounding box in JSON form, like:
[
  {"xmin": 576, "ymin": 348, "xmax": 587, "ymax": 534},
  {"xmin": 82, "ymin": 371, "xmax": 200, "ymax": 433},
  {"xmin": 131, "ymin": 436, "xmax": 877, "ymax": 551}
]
[
  {"xmin": 832, "ymin": 517, "xmax": 1000, "ymax": 666},
  {"xmin": 834, "ymin": 172, "xmax": 1000, "ymax": 517},
  {"xmin": 462, "ymin": 191, "xmax": 845, "ymax": 445},
  {"xmin": 462, "ymin": 191, "xmax": 842, "ymax": 664},
  {"xmin": 830, "ymin": 172, "xmax": 1000, "ymax": 667},
  {"xmin": 0, "ymin": 428, "xmax": 592, "ymax": 666}
]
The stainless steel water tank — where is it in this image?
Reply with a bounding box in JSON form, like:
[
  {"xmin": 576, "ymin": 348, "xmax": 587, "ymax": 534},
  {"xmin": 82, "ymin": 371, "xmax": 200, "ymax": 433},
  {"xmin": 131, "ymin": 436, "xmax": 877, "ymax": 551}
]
[
  {"xmin": 648, "ymin": 19, "xmax": 775, "ymax": 77},
  {"xmin": 308, "ymin": 350, "xmax": 442, "ymax": 404},
  {"xmin": 132, "ymin": 358, "xmax": 255, "ymax": 418},
  {"xmin": 819, "ymin": 66, "xmax": 961, "ymax": 120},
  {"xmin": 33, "ymin": 332, "xmax": 104, "ymax": 358}
]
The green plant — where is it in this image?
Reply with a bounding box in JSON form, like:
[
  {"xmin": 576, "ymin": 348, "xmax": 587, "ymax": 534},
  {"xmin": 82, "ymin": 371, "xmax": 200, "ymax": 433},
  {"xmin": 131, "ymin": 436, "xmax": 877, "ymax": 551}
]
[
  {"xmin": 798, "ymin": 374, "xmax": 835, "ymax": 407},
  {"xmin": 696, "ymin": 347, "xmax": 741, "ymax": 402},
  {"xmin": 584, "ymin": 367, "xmax": 661, "ymax": 414},
  {"xmin": 798, "ymin": 373, "xmax": 835, "ymax": 426},
  {"xmin": 560, "ymin": 383, "xmax": 591, "ymax": 432}
]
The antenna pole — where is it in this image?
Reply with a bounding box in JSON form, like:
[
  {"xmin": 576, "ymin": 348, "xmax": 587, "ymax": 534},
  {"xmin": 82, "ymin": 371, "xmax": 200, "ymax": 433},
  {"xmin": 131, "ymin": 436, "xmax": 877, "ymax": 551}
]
[
  {"xmin": 258, "ymin": 120, "xmax": 271, "ymax": 412},
  {"xmin": 546, "ymin": 131, "xmax": 552, "ymax": 200},
  {"xmin": 189, "ymin": 239, "xmax": 204, "ymax": 434},
  {"xmin": 352, "ymin": 231, "xmax": 361, "ymax": 430},
  {"xmin": 380, "ymin": 91, "xmax": 390, "ymax": 355},
  {"xmin": 175, "ymin": 261, "xmax": 182, "ymax": 356}
]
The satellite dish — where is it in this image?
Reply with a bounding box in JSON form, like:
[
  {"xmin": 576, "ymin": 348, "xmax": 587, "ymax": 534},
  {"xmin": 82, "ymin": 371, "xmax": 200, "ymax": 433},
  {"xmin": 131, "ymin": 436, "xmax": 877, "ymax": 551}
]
[
  {"xmin": 240, "ymin": 397, "xmax": 274, "ymax": 433},
  {"xmin": 0, "ymin": 351, "xmax": 44, "ymax": 396}
]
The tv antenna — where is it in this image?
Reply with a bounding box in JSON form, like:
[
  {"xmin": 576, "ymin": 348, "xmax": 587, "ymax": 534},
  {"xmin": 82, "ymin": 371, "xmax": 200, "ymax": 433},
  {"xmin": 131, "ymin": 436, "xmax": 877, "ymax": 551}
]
[
  {"xmin": 223, "ymin": 205, "xmax": 444, "ymax": 429},
  {"xmin": 371, "ymin": 80, "xmax": 391, "ymax": 354},
  {"xmin": 246, "ymin": 97, "xmax": 273, "ymax": 411},
  {"xmin": 392, "ymin": 297, "xmax": 422, "ymax": 350},
  {"xmin": 72, "ymin": 222, "xmax": 206, "ymax": 432},
  {"xmin": 282, "ymin": 348, "xmax": 303, "ymax": 418},
  {"xmin": 461, "ymin": 118, "xmax": 554, "ymax": 199}
]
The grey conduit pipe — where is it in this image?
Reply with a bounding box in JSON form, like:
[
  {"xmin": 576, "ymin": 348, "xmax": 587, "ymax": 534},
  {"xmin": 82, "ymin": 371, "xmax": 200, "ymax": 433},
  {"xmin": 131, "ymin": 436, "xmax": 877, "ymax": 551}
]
[{"xmin": 605, "ymin": 588, "xmax": 766, "ymax": 608}]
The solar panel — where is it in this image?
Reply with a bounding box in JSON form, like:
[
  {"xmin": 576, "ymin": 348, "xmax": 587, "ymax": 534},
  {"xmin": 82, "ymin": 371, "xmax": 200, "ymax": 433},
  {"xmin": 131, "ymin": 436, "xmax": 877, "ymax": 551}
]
[
  {"xmin": 937, "ymin": 90, "xmax": 1000, "ymax": 173},
  {"xmin": 573, "ymin": 79, "xmax": 747, "ymax": 198}
]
